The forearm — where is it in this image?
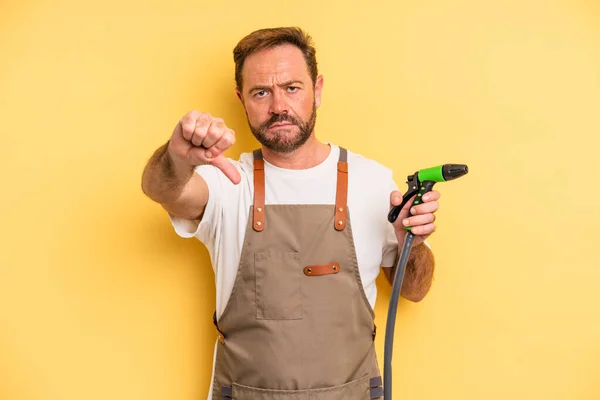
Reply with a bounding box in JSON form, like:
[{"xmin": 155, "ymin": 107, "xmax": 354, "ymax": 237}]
[
  {"xmin": 141, "ymin": 141, "xmax": 194, "ymax": 204},
  {"xmin": 385, "ymin": 242, "xmax": 435, "ymax": 302}
]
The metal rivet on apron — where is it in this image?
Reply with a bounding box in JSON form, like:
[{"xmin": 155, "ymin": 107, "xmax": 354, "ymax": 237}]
[
  {"xmin": 338, "ymin": 221, "xmax": 343, "ymax": 225},
  {"xmin": 307, "ymin": 268, "xmax": 312, "ymax": 274},
  {"xmin": 256, "ymin": 221, "xmax": 262, "ymax": 226},
  {"xmin": 257, "ymin": 207, "xmax": 262, "ymax": 212},
  {"xmin": 333, "ymin": 265, "xmax": 337, "ymax": 271},
  {"xmin": 338, "ymin": 207, "xmax": 343, "ymax": 212}
]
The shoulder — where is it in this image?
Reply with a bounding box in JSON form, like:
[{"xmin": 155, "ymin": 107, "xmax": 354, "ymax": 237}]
[
  {"xmin": 234, "ymin": 150, "xmax": 255, "ymax": 176},
  {"xmin": 340, "ymin": 146, "xmax": 394, "ymax": 184}
]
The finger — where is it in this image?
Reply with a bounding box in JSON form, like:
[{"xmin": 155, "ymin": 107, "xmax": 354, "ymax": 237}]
[
  {"xmin": 391, "ymin": 193, "xmax": 416, "ymax": 230},
  {"xmin": 422, "ymin": 190, "xmax": 441, "ymax": 202},
  {"xmin": 397, "ymin": 194, "xmax": 416, "ymax": 221},
  {"xmin": 211, "ymin": 156, "xmax": 241, "ymax": 184},
  {"xmin": 402, "ymin": 213, "xmax": 435, "ymax": 228},
  {"xmin": 191, "ymin": 114, "xmax": 212, "ymax": 146},
  {"xmin": 201, "ymin": 118, "xmax": 226, "ymax": 149},
  {"xmin": 390, "ymin": 190, "xmax": 403, "ymax": 206},
  {"xmin": 409, "ymin": 223, "xmax": 436, "ymax": 236},
  {"xmin": 207, "ymin": 129, "xmax": 235, "ymax": 158},
  {"xmin": 180, "ymin": 111, "xmax": 201, "ymax": 141},
  {"xmin": 410, "ymin": 201, "xmax": 439, "ymax": 216}
]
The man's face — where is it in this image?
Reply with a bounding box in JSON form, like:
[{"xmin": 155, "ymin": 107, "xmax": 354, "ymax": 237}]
[{"xmin": 237, "ymin": 44, "xmax": 323, "ymax": 153}]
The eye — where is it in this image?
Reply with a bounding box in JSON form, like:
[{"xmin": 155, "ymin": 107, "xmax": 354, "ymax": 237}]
[
  {"xmin": 288, "ymin": 86, "xmax": 299, "ymax": 93},
  {"xmin": 255, "ymin": 90, "xmax": 268, "ymax": 98}
]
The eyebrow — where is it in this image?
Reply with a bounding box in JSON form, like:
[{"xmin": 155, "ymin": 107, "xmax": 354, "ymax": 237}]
[{"xmin": 248, "ymin": 80, "xmax": 304, "ymax": 93}]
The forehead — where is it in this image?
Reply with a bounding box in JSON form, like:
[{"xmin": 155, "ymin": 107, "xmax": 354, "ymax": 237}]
[{"xmin": 242, "ymin": 44, "xmax": 310, "ymax": 86}]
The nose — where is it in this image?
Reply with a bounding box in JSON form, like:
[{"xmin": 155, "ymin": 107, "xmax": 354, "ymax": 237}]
[{"xmin": 270, "ymin": 89, "xmax": 289, "ymax": 115}]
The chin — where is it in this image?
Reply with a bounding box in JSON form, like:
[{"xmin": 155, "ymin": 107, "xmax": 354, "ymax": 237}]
[{"xmin": 268, "ymin": 128, "xmax": 298, "ymax": 140}]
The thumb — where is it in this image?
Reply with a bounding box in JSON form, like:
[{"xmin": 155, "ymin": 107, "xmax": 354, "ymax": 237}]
[
  {"xmin": 390, "ymin": 190, "xmax": 403, "ymax": 206},
  {"xmin": 211, "ymin": 155, "xmax": 241, "ymax": 185},
  {"xmin": 397, "ymin": 193, "xmax": 416, "ymax": 222}
]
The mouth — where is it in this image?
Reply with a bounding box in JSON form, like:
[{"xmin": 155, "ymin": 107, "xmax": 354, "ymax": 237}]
[{"xmin": 269, "ymin": 123, "xmax": 295, "ymax": 129}]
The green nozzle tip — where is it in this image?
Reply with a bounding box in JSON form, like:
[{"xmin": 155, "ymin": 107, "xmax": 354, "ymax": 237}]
[
  {"xmin": 418, "ymin": 165, "xmax": 445, "ymax": 182},
  {"xmin": 417, "ymin": 164, "xmax": 469, "ymax": 182}
]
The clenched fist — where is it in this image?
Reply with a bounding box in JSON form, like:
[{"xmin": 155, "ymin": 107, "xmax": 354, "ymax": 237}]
[{"xmin": 168, "ymin": 111, "xmax": 241, "ymax": 184}]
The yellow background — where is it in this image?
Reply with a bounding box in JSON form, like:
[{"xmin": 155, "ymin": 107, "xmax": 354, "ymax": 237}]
[{"xmin": 2, "ymin": 0, "xmax": 599, "ymax": 399}]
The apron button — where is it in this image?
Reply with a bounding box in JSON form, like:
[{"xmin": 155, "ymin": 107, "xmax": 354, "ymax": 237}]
[
  {"xmin": 257, "ymin": 207, "xmax": 262, "ymax": 212},
  {"xmin": 338, "ymin": 207, "xmax": 344, "ymax": 212},
  {"xmin": 337, "ymin": 221, "xmax": 343, "ymax": 226},
  {"xmin": 256, "ymin": 221, "xmax": 262, "ymax": 226},
  {"xmin": 307, "ymin": 268, "xmax": 312, "ymax": 274}
]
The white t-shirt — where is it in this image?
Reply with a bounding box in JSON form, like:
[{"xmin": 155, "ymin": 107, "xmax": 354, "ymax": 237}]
[{"xmin": 169, "ymin": 144, "xmax": 401, "ymax": 319}]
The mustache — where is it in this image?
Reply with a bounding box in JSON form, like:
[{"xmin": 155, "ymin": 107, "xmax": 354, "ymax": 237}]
[{"xmin": 260, "ymin": 114, "xmax": 301, "ymax": 130}]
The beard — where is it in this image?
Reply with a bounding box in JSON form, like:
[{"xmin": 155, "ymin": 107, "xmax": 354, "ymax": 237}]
[{"xmin": 247, "ymin": 102, "xmax": 317, "ymax": 153}]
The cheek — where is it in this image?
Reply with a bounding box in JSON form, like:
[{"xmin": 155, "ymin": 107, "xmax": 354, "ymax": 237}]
[
  {"xmin": 297, "ymin": 94, "xmax": 314, "ymax": 115},
  {"xmin": 246, "ymin": 102, "xmax": 268, "ymax": 124}
]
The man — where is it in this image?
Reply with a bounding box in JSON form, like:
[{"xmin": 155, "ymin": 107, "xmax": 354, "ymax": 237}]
[{"xmin": 141, "ymin": 27, "xmax": 439, "ymax": 400}]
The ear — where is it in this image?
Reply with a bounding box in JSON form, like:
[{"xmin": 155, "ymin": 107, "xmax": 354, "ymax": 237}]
[
  {"xmin": 236, "ymin": 88, "xmax": 244, "ymax": 104},
  {"xmin": 314, "ymin": 75, "xmax": 324, "ymax": 108}
]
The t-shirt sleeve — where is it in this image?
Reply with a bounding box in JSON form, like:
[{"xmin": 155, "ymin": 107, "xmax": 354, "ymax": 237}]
[
  {"xmin": 381, "ymin": 222, "xmax": 399, "ymax": 268},
  {"xmin": 168, "ymin": 163, "xmax": 226, "ymax": 245},
  {"xmin": 381, "ymin": 177, "xmax": 400, "ymax": 268}
]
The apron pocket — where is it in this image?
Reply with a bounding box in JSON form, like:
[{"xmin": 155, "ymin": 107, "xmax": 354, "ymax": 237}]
[
  {"xmin": 255, "ymin": 251, "xmax": 302, "ymax": 320},
  {"xmin": 230, "ymin": 375, "xmax": 372, "ymax": 400}
]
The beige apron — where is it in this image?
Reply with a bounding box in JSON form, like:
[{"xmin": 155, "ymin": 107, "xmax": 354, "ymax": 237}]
[{"xmin": 212, "ymin": 147, "xmax": 383, "ymax": 399}]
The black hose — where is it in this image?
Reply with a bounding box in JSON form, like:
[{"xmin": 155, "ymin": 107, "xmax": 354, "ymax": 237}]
[{"xmin": 383, "ymin": 231, "xmax": 416, "ymax": 400}]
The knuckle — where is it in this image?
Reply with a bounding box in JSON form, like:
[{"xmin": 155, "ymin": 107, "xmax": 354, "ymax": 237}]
[
  {"xmin": 208, "ymin": 123, "xmax": 221, "ymax": 134},
  {"xmin": 195, "ymin": 130, "xmax": 208, "ymax": 141},
  {"xmin": 181, "ymin": 115, "xmax": 194, "ymax": 127},
  {"xmin": 181, "ymin": 124, "xmax": 192, "ymax": 135},
  {"xmin": 220, "ymin": 136, "xmax": 231, "ymax": 148},
  {"xmin": 188, "ymin": 111, "xmax": 202, "ymax": 123},
  {"xmin": 226, "ymin": 131, "xmax": 235, "ymax": 145},
  {"xmin": 207, "ymin": 120, "xmax": 223, "ymax": 133},
  {"xmin": 197, "ymin": 112, "xmax": 211, "ymax": 124}
]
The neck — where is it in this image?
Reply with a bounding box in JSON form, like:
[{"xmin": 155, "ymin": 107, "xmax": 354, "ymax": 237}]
[{"xmin": 261, "ymin": 135, "xmax": 330, "ymax": 170}]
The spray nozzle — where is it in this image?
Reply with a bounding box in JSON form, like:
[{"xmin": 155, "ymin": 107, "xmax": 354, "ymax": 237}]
[
  {"xmin": 417, "ymin": 164, "xmax": 469, "ymax": 182},
  {"xmin": 388, "ymin": 163, "xmax": 468, "ymax": 224},
  {"xmin": 442, "ymin": 164, "xmax": 469, "ymax": 180}
]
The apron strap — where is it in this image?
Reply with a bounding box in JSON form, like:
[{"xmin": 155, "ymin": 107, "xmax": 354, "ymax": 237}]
[
  {"xmin": 334, "ymin": 147, "xmax": 348, "ymax": 231},
  {"xmin": 252, "ymin": 146, "xmax": 349, "ymax": 232},
  {"xmin": 252, "ymin": 149, "xmax": 265, "ymax": 232},
  {"xmin": 370, "ymin": 376, "xmax": 384, "ymax": 398},
  {"xmin": 220, "ymin": 385, "xmax": 232, "ymax": 399}
]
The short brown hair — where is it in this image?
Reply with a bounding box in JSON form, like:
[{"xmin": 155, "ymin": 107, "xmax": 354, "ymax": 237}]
[{"xmin": 233, "ymin": 27, "xmax": 318, "ymax": 91}]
